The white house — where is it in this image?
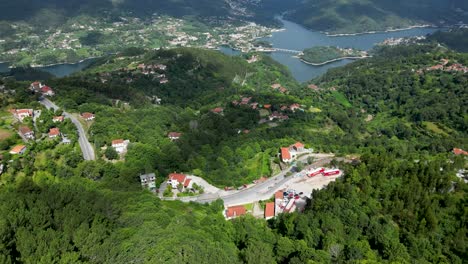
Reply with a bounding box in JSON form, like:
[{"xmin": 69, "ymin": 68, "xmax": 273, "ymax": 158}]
[
  {"xmin": 112, "ymin": 139, "xmax": 130, "ymax": 154},
  {"xmin": 140, "ymin": 173, "xmax": 156, "ymax": 190},
  {"xmin": 167, "ymin": 173, "xmax": 192, "ymax": 189}
]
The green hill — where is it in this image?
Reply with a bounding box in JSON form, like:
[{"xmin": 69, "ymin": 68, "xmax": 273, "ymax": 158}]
[{"xmin": 285, "ymin": 0, "xmax": 468, "ymax": 34}]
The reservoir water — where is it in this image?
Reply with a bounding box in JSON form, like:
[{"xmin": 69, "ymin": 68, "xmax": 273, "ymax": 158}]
[
  {"xmin": 0, "ymin": 58, "xmax": 96, "ymax": 78},
  {"xmin": 261, "ymin": 18, "xmax": 438, "ymax": 82},
  {"xmin": 1, "ymin": 19, "xmax": 437, "ymax": 82}
]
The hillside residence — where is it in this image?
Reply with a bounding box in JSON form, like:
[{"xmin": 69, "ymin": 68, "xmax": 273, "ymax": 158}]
[
  {"xmin": 453, "ymin": 148, "xmax": 468, "ymax": 156},
  {"xmin": 280, "ymin": 142, "xmax": 306, "ymax": 163},
  {"xmin": 10, "ymin": 145, "xmax": 26, "ymax": 155},
  {"xmin": 10, "ymin": 109, "xmax": 33, "ymax": 122},
  {"xmin": 167, "ymin": 173, "xmax": 193, "ymax": 189},
  {"xmin": 271, "ymin": 83, "xmax": 281, "ymax": 89},
  {"xmin": 112, "ymin": 139, "xmax": 130, "ymax": 154},
  {"xmin": 30, "ymin": 81, "xmax": 42, "ymax": 91},
  {"xmin": 140, "ymin": 173, "xmax": 156, "ymax": 190},
  {"xmin": 225, "ymin": 205, "xmax": 247, "ymax": 220},
  {"xmin": 81, "ymin": 112, "xmax": 95, "ymax": 121},
  {"xmin": 19, "ymin": 126, "xmax": 34, "ymax": 140},
  {"xmin": 247, "ymin": 55, "xmax": 259, "ymax": 63},
  {"xmin": 211, "ymin": 107, "xmax": 224, "ymax": 114},
  {"xmin": 49, "ymin": 128, "xmax": 60, "ymax": 138},
  {"xmin": 168, "ymin": 132, "xmax": 182, "ymax": 141},
  {"xmin": 53, "ymin": 116, "xmax": 64, "ymax": 122},
  {"xmin": 41, "ymin": 86, "xmax": 54, "ymax": 96},
  {"xmin": 264, "ymin": 202, "xmax": 275, "ymax": 220},
  {"xmin": 269, "ymin": 111, "xmax": 289, "ymax": 121}
]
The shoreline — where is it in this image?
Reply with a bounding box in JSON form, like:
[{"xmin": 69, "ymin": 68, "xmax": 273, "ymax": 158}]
[
  {"xmin": 299, "ymin": 56, "xmax": 372, "ymax": 66},
  {"xmin": 325, "ymin": 24, "xmax": 433, "ymax": 37}
]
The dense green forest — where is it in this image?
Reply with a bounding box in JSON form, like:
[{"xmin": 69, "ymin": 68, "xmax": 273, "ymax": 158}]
[
  {"xmin": 427, "ymin": 29, "xmax": 468, "ymax": 53},
  {"xmin": 286, "ymin": 0, "xmax": 468, "ymax": 33},
  {"xmin": 0, "ymin": 42, "xmax": 467, "ymax": 262}
]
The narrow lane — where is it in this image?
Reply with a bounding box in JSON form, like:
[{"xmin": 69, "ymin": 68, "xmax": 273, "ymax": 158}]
[{"xmin": 39, "ymin": 97, "xmax": 96, "ymax": 160}]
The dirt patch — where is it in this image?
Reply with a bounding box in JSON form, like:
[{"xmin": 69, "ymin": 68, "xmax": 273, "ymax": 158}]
[{"xmin": 0, "ymin": 129, "xmax": 12, "ymax": 140}]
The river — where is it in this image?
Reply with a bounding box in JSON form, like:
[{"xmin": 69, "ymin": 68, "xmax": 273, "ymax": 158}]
[
  {"xmin": 1, "ymin": 19, "xmax": 437, "ymax": 82},
  {"xmin": 0, "ymin": 58, "xmax": 97, "ymax": 78}
]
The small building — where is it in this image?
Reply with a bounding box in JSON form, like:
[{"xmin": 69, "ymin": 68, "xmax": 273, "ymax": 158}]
[
  {"xmin": 81, "ymin": 112, "xmax": 95, "ymax": 121},
  {"xmin": 168, "ymin": 132, "xmax": 182, "ymax": 141},
  {"xmin": 264, "ymin": 202, "xmax": 275, "ymax": 220},
  {"xmin": 140, "ymin": 173, "xmax": 156, "ymax": 190},
  {"xmin": 41, "ymin": 86, "xmax": 54, "ymax": 96},
  {"xmin": 281, "ymin": 147, "xmax": 292, "ymax": 163},
  {"xmin": 49, "ymin": 128, "xmax": 60, "ymax": 138},
  {"xmin": 19, "ymin": 126, "xmax": 34, "ymax": 140},
  {"xmin": 225, "ymin": 205, "xmax": 247, "ymax": 220},
  {"xmin": 271, "ymin": 83, "xmax": 281, "ymax": 89},
  {"xmin": 167, "ymin": 173, "xmax": 192, "ymax": 189},
  {"xmin": 211, "ymin": 107, "xmax": 224, "ymax": 114},
  {"xmin": 289, "ymin": 103, "xmax": 301, "ymax": 112},
  {"xmin": 10, "ymin": 145, "xmax": 26, "ymax": 155},
  {"xmin": 10, "ymin": 109, "xmax": 33, "ymax": 122},
  {"xmin": 290, "ymin": 142, "xmax": 305, "ymax": 152},
  {"xmin": 453, "ymin": 148, "xmax": 468, "ymax": 156},
  {"xmin": 30, "ymin": 81, "xmax": 42, "ymax": 91},
  {"xmin": 112, "ymin": 139, "xmax": 130, "ymax": 154},
  {"xmin": 53, "ymin": 116, "xmax": 64, "ymax": 122}
]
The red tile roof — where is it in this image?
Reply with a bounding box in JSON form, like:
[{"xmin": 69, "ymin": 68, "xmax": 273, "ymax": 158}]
[
  {"xmin": 112, "ymin": 139, "xmax": 124, "ymax": 145},
  {"xmin": 19, "ymin": 126, "xmax": 32, "ymax": 135},
  {"xmin": 168, "ymin": 132, "xmax": 182, "ymax": 138},
  {"xmin": 41, "ymin": 86, "xmax": 52, "ymax": 93},
  {"xmin": 49, "ymin": 128, "xmax": 60, "ymax": 137},
  {"xmin": 10, "ymin": 145, "xmax": 26, "ymax": 154},
  {"xmin": 265, "ymin": 202, "xmax": 275, "ymax": 218},
  {"xmin": 211, "ymin": 107, "xmax": 224, "ymax": 113},
  {"xmin": 183, "ymin": 178, "xmax": 192, "ymax": 188},
  {"xmin": 226, "ymin": 205, "xmax": 247, "ymax": 218},
  {"xmin": 275, "ymin": 190, "xmax": 284, "ymax": 200},
  {"xmin": 169, "ymin": 173, "xmax": 186, "ymax": 184},
  {"xmin": 292, "ymin": 142, "xmax": 304, "ymax": 149},
  {"xmin": 453, "ymin": 148, "xmax": 468, "ymax": 156},
  {"xmin": 81, "ymin": 112, "xmax": 94, "ymax": 119},
  {"xmin": 281, "ymin": 147, "xmax": 291, "ymax": 160},
  {"xmin": 263, "ymin": 104, "xmax": 271, "ymax": 109}
]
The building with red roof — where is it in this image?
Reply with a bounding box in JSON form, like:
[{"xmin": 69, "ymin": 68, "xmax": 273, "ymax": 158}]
[
  {"xmin": 10, "ymin": 145, "xmax": 26, "ymax": 155},
  {"xmin": 453, "ymin": 148, "xmax": 468, "ymax": 156},
  {"xmin": 41, "ymin": 86, "xmax": 54, "ymax": 96},
  {"xmin": 211, "ymin": 107, "xmax": 224, "ymax": 114},
  {"xmin": 81, "ymin": 112, "xmax": 95, "ymax": 121},
  {"xmin": 225, "ymin": 205, "xmax": 247, "ymax": 219},
  {"xmin": 112, "ymin": 139, "xmax": 130, "ymax": 154},
  {"xmin": 168, "ymin": 132, "xmax": 182, "ymax": 141},
  {"xmin": 167, "ymin": 173, "xmax": 192, "ymax": 189},
  {"xmin": 281, "ymin": 147, "xmax": 292, "ymax": 163},
  {"xmin": 264, "ymin": 202, "xmax": 275, "ymax": 220},
  {"xmin": 275, "ymin": 190, "xmax": 284, "ymax": 200},
  {"xmin": 10, "ymin": 109, "xmax": 33, "ymax": 122},
  {"xmin": 49, "ymin": 128, "xmax": 60, "ymax": 138},
  {"xmin": 290, "ymin": 142, "xmax": 305, "ymax": 152},
  {"xmin": 19, "ymin": 126, "xmax": 34, "ymax": 140}
]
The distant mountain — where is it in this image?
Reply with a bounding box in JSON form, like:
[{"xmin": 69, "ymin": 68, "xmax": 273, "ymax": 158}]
[
  {"xmin": 0, "ymin": 0, "xmax": 231, "ymax": 21},
  {"xmin": 284, "ymin": 0, "xmax": 468, "ymax": 34}
]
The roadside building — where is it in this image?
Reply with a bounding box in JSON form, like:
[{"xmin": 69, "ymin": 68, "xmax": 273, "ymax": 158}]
[
  {"xmin": 167, "ymin": 173, "xmax": 192, "ymax": 189},
  {"xmin": 264, "ymin": 202, "xmax": 275, "ymax": 220},
  {"xmin": 53, "ymin": 116, "xmax": 64, "ymax": 122},
  {"xmin": 211, "ymin": 107, "xmax": 224, "ymax": 114},
  {"xmin": 10, "ymin": 109, "xmax": 33, "ymax": 122},
  {"xmin": 225, "ymin": 205, "xmax": 247, "ymax": 220},
  {"xmin": 81, "ymin": 112, "xmax": 95, "ymax": 121},
  {"xmin": 281, "ymin": 147, "xmax": 292, "ymax": 163},
  {"xmin": 41, "ymin": 86, "xmax": 54, "ymax": 96},
  {"xmin": 140, "ymin": 173, "xmax": 156, "ymax": 190}
]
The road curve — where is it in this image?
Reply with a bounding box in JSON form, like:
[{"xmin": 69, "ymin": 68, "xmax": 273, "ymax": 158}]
[
  {"xmin": 39, "ymin": 98, "xmax": 96, "ymax": 161},
  {"xmin": 163, "ymin": 153, "xmax": 338, "ymax": 205}
]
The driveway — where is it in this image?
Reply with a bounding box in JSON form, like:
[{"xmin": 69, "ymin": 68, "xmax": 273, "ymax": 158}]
[{"xmin": 39, "ymin": 97, "xmax": 95, "ymax": 160}]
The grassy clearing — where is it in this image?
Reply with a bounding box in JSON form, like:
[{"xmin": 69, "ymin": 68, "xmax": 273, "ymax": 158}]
[
  {"xmin": 423, "ymin": 122, "xmax": 449, "ymax": 136},
  {"xmin": 0, "ymin": 129, "xmax": 12, "ymax": 141},
  {"xmin": 331, "ymin": 91, "xmax": 352, "ymax": 107}
]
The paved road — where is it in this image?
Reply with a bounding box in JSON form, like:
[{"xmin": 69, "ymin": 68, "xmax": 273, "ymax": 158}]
[
  {"xmin": 39, "ymin": 98, "xmax": 96, "ymax": 160},
  {"xmin": 163, "ymin": 153, "xmax": 338, "ymax": 205}
]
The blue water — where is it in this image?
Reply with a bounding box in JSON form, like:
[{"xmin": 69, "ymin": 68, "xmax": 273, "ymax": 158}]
[
  {"xmin": 222, "ymin": 18, "xmax": 438, "ymax": 82},
  {"xmin": 0, "ymin": 58, "xmax": 96, "ymax": 78}
]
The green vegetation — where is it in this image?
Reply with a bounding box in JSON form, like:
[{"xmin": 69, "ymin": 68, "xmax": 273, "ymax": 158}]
[
  {"xmin": 427, "ymin": 29, "xmax": 468, "ymax": 53},
  {"xmin": 300, "ymin": 46, "xmax": 367, "ymax": 65},
  {"xmin": 0, "ymin": 42, "xmax": 466, "ymax": 262},
  {"xmin": 286, "ymin": 0, "xmax": 468, "ymax": 34}
]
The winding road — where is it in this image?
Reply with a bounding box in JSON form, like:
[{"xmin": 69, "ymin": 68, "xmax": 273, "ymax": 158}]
[
  {"xmin": 163, "ymin": 153, "xmax": 340, "ymax": 205},
  {"xmin": 39, "ymin": 97, "xmax": 96, "ymax": 161}
]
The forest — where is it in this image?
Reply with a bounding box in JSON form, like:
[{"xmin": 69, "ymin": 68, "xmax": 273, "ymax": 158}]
[{"xmin": 0, "ymin": 41, "xmax": 466, "ymax": 262}]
